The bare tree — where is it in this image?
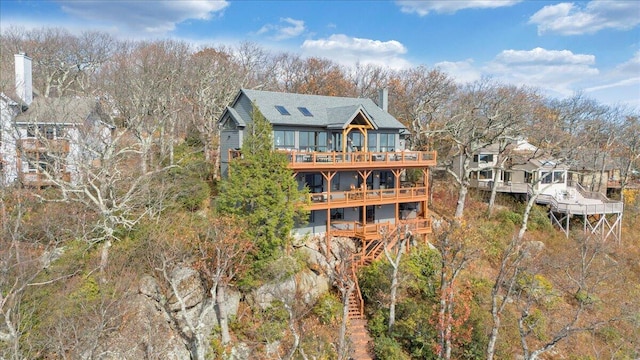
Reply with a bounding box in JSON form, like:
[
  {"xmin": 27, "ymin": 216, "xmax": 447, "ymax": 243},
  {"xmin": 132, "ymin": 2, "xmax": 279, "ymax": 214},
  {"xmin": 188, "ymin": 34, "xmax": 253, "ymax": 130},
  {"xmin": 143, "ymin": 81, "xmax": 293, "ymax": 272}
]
[
  {"xmin": 185, "ymin": 46, "xmax": 245, "ymax": 174},
  {"xmin": 382, "ymin": 225, "xmax": 411, "ymax": 334},
  {"xmin": 387, "ymin": 66, "xmax": 456, "ymax": 151},
  {"xmin": 349, "ymin": 62, "xmax": 390, "ymax": 99},
  {"xmin": 485, "ymin": 236, "xmax": 527, "ymax": 360},
  {"xmin": 0, "ymin": 190, "xmax": 82, "ymax": 359},
  {"xmin": 441, "ymin": 80, "xmax": 530, "ymax": 220},
  {"xmin": 0, "ymin": 26, "xmax": 115, "ymax": 98},
  {"xmin": 515, "ymin": 233, "xmax": 618, "ymax": 359},
  {"xmin": 432, "ymin": 221, "xmax": 481, "ymax": 359},
  {"xmin": 615, "ymin": 114, "xmax": 640, "ymax": 202}
]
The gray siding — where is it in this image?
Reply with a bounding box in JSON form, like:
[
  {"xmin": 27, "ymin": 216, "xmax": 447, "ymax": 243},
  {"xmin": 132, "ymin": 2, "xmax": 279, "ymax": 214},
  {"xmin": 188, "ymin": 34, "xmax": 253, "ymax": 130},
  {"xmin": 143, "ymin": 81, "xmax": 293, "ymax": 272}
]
[{"xmin": 220, "ymin": 129, "xmax": 240, "ymax": 178}]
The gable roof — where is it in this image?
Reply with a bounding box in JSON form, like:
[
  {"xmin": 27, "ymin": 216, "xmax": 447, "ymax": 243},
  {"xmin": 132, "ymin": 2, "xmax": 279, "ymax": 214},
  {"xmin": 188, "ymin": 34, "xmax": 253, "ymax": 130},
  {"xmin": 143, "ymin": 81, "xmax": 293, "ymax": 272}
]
[
  {"xmin": 14, "ymin": 97, "xmax": 112, "ymax": 127},
  {"xmin": 225, "ymin": 89, "xmax": 406, "ymax": 131}
]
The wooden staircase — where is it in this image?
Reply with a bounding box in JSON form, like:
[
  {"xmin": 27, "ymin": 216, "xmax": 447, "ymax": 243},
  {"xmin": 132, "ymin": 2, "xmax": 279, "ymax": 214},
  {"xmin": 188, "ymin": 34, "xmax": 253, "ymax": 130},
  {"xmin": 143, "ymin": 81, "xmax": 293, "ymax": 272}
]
[
  {"xmin": 346, "ymin": 225, "xmax": 405, "ymax": 359},
  {"xmin": 348, "ymin": 318, "xmax": 374, "ymax": 360}
]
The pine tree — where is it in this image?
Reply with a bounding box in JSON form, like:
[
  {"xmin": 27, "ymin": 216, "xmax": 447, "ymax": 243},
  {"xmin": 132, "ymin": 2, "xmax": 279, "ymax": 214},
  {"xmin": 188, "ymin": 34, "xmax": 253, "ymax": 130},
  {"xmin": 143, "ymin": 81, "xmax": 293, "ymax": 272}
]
[{"xmin": 217, "ymin": 105, "xmax": 308, "ymax": 264}]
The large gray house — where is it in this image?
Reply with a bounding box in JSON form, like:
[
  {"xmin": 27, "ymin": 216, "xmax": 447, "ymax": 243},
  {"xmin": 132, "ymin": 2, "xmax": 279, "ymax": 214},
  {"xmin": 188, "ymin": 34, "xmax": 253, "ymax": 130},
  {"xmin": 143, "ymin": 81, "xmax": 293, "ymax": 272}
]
[{"xmin": 218, "ymin": 88, "xmax": 437, "ymax": 243}]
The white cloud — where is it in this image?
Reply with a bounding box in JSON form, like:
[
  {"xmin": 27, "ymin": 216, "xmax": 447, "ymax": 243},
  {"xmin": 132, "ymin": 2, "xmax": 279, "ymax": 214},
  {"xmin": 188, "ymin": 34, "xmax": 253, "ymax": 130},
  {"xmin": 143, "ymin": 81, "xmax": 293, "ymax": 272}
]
[
  {"xmin": 301, "ymin": 34, "xmax": 410, "ymax": 69},
  {"xmin": 257, "ymin": 17, "xmax": 305, "ymax": 40},
  {"xmin": 397, "ymin": 0, "xmax": 521, "ymax": 16},
  {"xmin": 529, "ymin": 1, "xmax": 640, "ymax": 35},
  {"xmin": 495, "ymin": 47, "xmax": 595, "ymax": 65},
  {"xmin": 485, "ymin": 48, "xmax": 599, "ymax": 97},
  {"xmin": 612, "ymin": 50, "xmax": 640, "ymax": 76},
  {"xmin": 434, "ymin": 59, "xmax": 481, "ymax": 83},
  {"xmin": 59, "ymin": 0, "xmax": 229, "ymax": 34},
  {"xmin": 584, "ymin": 51, "xmax": 640, "ymax": 108}
]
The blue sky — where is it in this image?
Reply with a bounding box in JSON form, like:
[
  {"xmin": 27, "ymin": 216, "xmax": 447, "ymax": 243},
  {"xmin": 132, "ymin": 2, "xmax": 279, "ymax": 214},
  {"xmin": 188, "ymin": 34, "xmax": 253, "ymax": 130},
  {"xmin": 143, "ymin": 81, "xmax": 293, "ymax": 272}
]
[{"xmin": 1, "ymin": 0, "xmax": 639, "ymax": 108}]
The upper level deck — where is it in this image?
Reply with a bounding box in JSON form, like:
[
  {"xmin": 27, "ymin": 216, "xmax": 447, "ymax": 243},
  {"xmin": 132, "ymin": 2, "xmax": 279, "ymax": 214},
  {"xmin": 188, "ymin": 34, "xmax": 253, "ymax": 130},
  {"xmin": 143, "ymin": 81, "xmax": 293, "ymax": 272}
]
[
  {"xmin": 19, "ymin": 138, "xmax": 70, "ymax": 153},
  {"xmin": 230, "ymin": 149, "xmax": 437, "ymax": 171}
]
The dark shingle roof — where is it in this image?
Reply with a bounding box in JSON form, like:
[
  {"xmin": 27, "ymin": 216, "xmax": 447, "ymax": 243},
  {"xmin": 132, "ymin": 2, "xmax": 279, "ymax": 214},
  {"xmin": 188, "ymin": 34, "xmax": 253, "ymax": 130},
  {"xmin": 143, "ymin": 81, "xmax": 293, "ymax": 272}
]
[
  {"xmin": 237, "ymin": 89, "xmax": 405, "ymax": 130},
  {"xmin": 14, "ymin": 97, "xmax": 108, "ymax": 125}
]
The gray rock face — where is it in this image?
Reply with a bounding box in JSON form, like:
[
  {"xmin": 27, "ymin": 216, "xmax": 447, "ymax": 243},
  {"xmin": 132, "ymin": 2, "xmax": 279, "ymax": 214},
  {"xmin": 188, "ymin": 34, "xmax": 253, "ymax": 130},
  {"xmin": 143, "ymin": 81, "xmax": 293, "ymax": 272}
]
[
  {"xmin": 247, "ymin": 269, "xmax": 330, "ymax": 310},
  {"xmin": 167, "ymin": 267, "xmax": 204, "ymax": 311},
  {"xmin": 101, "ymin": 292, "xmax": 191, "ymax": 360}
]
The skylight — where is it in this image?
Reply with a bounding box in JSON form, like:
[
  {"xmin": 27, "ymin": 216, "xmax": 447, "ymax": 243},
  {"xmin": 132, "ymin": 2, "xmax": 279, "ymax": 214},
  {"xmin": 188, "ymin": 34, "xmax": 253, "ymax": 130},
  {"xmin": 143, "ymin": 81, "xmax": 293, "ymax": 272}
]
[
  {"xmin": 275, "ymin": 105, "xmax": 290, "ymax": 115},
  {"xmin": 297, "ymin": 107, "xmax": 313, "ymax": 117}
]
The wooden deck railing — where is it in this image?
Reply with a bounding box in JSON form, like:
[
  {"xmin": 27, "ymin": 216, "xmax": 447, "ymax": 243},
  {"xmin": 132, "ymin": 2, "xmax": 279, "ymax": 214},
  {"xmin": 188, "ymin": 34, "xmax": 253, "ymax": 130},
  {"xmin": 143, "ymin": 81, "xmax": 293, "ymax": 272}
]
[
  {"xmin": 19, "ymin": 138, "xmax": 70, "ymax": 153},
  {"xmin": 229, "ymin": 149, "xmax": 437, "ymax": 169},
  {"xmin": 331, "ymin": 217, "xmax": 431, "ymax": 241},
  {"xmin": 306, "ymin": 186, "xmax": 428, "ymax": 210},
  {"xmin": 20, "ymin": 171, "xmax": 71, "ymax": 187}
]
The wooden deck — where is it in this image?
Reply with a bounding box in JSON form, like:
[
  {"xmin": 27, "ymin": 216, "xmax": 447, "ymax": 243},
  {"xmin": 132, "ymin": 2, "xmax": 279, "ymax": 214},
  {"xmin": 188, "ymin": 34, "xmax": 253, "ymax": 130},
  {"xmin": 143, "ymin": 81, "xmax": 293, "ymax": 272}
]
[
  {"xmin": 286, "ymin": 150, "xmax": 436, "ymax": 170},
  {"xmin": 230, "ymin": 149, "xmax": 437, "ymax": 170},
  {"xmin": 331, "ymin": 217, "xmax": 431, "ymax": 240},
  {"xmin": 306, "ymin": 186, "xmax": 428, "ymax": 210},
  {"xmin": 20, "ymin": 171, "xmax": 71, "ymax": 187},
  {"xmin": 19, "ymin": 138, "xmax": 70, "ymax": 153}
]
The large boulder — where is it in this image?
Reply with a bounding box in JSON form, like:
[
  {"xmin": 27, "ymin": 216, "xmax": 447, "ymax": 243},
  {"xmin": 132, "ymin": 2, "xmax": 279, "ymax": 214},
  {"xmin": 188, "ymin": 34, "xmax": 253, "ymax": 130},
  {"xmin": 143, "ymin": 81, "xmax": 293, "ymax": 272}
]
[
  {"xmin": 101, "ymin": 290, "xmax": 190, "ymax": 359},
  {"xmin": 247, "ymin": 269, "xmax": 330, "ymax": 310},
  {"xmin": 166, "ymin": 267, "xmax": 204, "ymax": 311}
]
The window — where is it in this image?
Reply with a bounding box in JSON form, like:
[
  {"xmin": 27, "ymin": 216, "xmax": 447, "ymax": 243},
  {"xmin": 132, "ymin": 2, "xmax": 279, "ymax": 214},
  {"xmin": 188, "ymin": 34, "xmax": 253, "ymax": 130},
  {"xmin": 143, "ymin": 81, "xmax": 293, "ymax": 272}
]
[
  {"xmin": 331, "ymin": 173, "xmax": 340, "ymax": 190},
  {"xmin": 274, "ymin": 130, "xmax": 295, "ymax": 149},
  {"xmin": 332, "ymin": 133, "xmax": 342, "ymax": 151},
  {"xmin": 45, "ymin": 126, "xmax": 55, "ymax": 140},
  {"xmin": 331, "ymin": 208, "xmax": 344, "ymax": 220},
  {"xmin": 348, "ymin": 132, "xmax": 363, "ymax": 151},
  {"xmin": 300, "ymin": 131, "xmax": 314, "ymax": 152},
  {"xmin": 27, "ymin": 125, "xmax": 36, "ymax": 138},
  {"xmin": 553, "ymin": 171, "xmax": 565, "ymax": 184},
  {"xmin": 26, "ymin": 155, "xmax": 37, "ymax": 171},
  {"xmin": 368, "ymin": 133, "xmax": 377, "ymax": 152},
  {"xmin": 300, "ymin": 131, "xmax": 328, "ymax": 152},
  {"xmin": 365, "ymin": 206, "xmax": 375, "ymax": 223},
  {"xmin": 56, "ymin": 126, "xmax": 66, "ymax": 138},
  {"xmin": 275, "ymin": 105, "xmax": 290, "ymax": 115},
  {"xmin": 222, "ymin": 118, "xmax": 236, "ymax": 130},
  {"xmin": 502, "ymin": 171, "xmax": 512, "ymax": 183},
  {"xmin": 475, "ymin": 154, "xmax": 494, "ymax": 163},
  {"xmin": 297, "ymin": 107, "xmax": 313, "ymax": 116},
  {"xmin": 478, "ymin": 169, "xmax": 493, "ymax": 180},
  {"xmin": 380, "ymin": 133, "xmax": 395, "ymax": 152},
  {"xmin": 379, "ymin": 171, "xmax": 394, "ymax": 188},
  {"xmin": 541, "ymin": 172, "xmax": 552, "ymax": 184},
  {"xmin": 304, "ymin": 173, "xmax": 323, "ymax": 193}
]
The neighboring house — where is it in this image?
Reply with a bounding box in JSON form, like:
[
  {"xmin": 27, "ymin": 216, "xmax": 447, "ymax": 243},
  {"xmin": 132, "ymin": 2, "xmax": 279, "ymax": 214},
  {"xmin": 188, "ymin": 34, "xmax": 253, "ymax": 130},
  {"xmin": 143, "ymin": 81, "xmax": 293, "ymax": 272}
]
[
  {"xmin": 219, "ymin": 88, "xmax": 437, "ymax": 243},
  {"xmin": 458, "ymin": 139, "xmax": 624, "ymax": 242},
  {"xmin": 568, "ymin": 154, "xmax": 623, "ymax": 197},
  {"xmin": 0, "ymin": 53, "xmax": 114, "ymax": 187}
]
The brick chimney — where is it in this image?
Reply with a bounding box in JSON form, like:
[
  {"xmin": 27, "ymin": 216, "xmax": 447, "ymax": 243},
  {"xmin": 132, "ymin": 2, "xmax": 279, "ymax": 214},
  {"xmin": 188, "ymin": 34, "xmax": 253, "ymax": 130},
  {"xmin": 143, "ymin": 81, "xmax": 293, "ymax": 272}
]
[
  {"xmin": 15, "ymin": 53, "xmax": 33, "ymax": 105},
  {"xmin": 378, "ymin": 88, "xmax": 388, "ymax": 112}
]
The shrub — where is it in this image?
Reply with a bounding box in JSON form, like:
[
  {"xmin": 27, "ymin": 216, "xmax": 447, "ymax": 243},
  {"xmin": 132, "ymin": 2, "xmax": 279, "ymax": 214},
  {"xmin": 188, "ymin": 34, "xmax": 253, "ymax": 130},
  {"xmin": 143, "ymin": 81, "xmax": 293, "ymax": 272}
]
[
  {"xmin": 312, "ymin": 292, "xmax": 341, "ymax": 325},
  {"xmin": 373, "ymin": 336, "xmax": 411, "ymax": 360},
  {"xmin": 496, "ymin": 209, "xmax": 523, "ymax": 226}
]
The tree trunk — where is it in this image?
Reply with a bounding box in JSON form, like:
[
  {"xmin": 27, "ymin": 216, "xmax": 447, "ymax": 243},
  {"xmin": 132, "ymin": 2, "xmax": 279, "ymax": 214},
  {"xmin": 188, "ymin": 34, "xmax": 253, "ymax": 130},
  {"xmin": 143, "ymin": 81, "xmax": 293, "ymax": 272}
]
[
  {"xmin": 438, "ymin": 271, "xmax": 448, "ymax": 358},
  {"xmin": 388, "ymin": 260, "xmax": 399, "ymax": 334},
  {"xmin": 99, "ymin": 239, "xmax": 112, "ymax": 283},
  {"xmin": 454, "ymin": 184, "xmax": 468, "ymax": 220},
  {"xmin": 486, "ymin": 297, "xmax": 501, "ymax": 360},
  {"xmin": 338, "ymin": 282, "xmax": 355, "ymax": 360},
  {"xmin": 215, "ymin": 284, "xmax": 231, "ymax": 344},
  {"xmin": 518, "ymin": 193, "xmax": 538, "ymax": 241},
  {"xmin": 488, "ymin": 162, "xmax": 504, "ymax": 216}
]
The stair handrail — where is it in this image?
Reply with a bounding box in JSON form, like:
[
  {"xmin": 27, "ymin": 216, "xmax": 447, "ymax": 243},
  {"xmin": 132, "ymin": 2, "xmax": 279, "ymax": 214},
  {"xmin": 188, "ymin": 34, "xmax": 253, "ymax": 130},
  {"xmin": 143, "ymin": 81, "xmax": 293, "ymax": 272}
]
[{"xmin": 350, "ymin": 257, "xmax": 365, "ymax": 317}]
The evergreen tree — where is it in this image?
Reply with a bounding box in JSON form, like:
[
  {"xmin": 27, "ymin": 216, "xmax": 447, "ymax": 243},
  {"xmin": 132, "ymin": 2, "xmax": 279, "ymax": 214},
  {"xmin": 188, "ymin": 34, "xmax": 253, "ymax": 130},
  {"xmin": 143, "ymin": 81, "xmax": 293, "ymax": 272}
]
[{"xmin": 217, "ymin": 105, "xmax": 308, "ymax": 265}]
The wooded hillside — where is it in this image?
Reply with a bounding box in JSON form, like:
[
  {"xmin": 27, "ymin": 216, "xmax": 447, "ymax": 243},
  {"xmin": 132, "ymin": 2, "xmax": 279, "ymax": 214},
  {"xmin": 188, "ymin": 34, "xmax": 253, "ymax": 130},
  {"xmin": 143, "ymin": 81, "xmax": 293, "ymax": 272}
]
[{"xmin": 1, "ymin": 27, "xmax": 639, "ymax": 359}]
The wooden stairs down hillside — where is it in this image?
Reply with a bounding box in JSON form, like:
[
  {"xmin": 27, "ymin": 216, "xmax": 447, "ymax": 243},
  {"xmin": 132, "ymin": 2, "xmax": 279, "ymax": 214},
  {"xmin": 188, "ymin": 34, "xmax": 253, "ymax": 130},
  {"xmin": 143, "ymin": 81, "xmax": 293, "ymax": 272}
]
[{"xmin": 347, "ymin": 226, "xmax": 404, "ymax": 360}]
